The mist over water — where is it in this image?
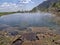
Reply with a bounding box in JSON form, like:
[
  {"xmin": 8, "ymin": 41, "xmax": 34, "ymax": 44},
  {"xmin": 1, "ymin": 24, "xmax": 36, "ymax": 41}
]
[{"xmin": 0, "ymin": 13, "xmax": 57, "ymax": 27}]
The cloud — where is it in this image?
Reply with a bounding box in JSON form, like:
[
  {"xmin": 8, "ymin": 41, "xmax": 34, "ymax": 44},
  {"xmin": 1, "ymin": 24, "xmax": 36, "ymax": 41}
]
[
  {"xmin": 1, "ymin": 2, "xmax": 18, "ymax": 7},
  {"xmin": 0, "ymin": 1, "xmax": 34, "ymax": 12},
  {"xmin": 19, "ymin": 0, "xmax": 34, "ymax": 4},
  {"xmin": 0, "ymin": 2, "xmax": 20, "ymax": 12}
]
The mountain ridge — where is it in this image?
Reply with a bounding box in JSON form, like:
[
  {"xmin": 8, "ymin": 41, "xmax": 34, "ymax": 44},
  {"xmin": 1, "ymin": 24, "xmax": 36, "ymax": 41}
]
[{"xmin": 31, "ymin": 0, "xmax": 60, "ymax": 15}]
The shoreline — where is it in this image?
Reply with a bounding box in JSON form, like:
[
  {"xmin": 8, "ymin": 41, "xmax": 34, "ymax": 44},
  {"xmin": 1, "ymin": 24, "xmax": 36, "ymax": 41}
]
[
  {"xmin": 0, "ymin": 11, "xmax": 60, "ymax": 16},
  {"xmin": 0, "ymin": 12, "xmax": 17, "ymax": 16}
]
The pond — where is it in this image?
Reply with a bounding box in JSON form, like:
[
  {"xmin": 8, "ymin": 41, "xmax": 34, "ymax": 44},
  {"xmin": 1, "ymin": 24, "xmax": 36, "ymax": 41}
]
[{"xmin": 0, "ymin": 13, "xmax": 59, "ymax": 30}]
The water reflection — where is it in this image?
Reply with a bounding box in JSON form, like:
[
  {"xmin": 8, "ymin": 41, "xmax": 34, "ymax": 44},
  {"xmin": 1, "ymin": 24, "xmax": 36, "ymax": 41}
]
[{"xmin": 0, "ymin": 13, "xmax": 56, "ymax": 27}]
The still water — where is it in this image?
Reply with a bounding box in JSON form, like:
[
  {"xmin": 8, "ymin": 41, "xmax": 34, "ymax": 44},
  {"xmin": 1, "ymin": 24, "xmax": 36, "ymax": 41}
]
[{"xmin": 0, "ymin": 13, "xmax": 58, "ymax": 28}]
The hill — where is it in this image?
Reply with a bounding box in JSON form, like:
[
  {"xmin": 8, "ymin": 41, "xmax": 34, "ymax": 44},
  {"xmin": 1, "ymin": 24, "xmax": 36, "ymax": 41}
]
[{"xmin": 31, "ymin": 0, "xmax": 60, "ymax": 15}]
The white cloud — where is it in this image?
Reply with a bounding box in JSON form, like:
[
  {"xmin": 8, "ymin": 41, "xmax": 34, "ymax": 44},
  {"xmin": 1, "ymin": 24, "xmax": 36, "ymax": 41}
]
[
  {"xmin": 0, "ymin": 1, "xmax": 34, "ymax": 12},
  {"xmin": 0, "ymin": 2, "xmax": 20, "ymax": 12},
  {"xmin": 1, "ymin": 2, "xmax": 10, "ymax": 7},
  {"xmin": 1, "ymin": 2, "xmax": 18, "ymax": 7},
  {"xmin": 19, "ymin": 0, "xmax": 34, "ymax": 4}
]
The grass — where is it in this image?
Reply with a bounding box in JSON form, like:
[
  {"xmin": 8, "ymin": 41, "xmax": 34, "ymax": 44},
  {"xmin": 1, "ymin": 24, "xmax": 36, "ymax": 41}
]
[{"xmin": 0, "ymin": 12, "xmax": 17, "ymax": 16}]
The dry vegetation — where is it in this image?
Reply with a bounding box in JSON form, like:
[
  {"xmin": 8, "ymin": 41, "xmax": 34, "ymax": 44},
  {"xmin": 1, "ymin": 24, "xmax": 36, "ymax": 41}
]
[{"xmin": 0, "ymin": 27, "xmax": 60, "ymax": 45}]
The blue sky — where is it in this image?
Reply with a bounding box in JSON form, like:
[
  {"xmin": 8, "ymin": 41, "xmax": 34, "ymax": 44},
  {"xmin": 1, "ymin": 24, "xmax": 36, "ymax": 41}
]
[{"xmin": 0, "ymin": 0, "xmax": 46, "ymax": 12}]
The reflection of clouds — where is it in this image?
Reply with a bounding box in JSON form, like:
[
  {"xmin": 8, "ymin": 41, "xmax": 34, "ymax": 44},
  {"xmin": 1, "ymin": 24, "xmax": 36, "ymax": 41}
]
[
  {"xmin": 0, "ymin": 24, "xmax": 19, "ymax": 36},
  {"xmin": 0, "ymin": 24, "xmax": 19, "ymax": 31},
  {"xmin": 0, "ymin": 24, "xmax": 10, "ymax": 30},
  {"xmin": 0, "ymin": 24, "xmax": 10, "ymax": 27}
]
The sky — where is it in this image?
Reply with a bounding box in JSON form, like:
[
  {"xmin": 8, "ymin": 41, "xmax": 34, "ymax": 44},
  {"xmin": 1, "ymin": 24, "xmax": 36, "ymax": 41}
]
[{"xmin": 0, "ymin": 0, "xmax": 46, "ymax": 12}]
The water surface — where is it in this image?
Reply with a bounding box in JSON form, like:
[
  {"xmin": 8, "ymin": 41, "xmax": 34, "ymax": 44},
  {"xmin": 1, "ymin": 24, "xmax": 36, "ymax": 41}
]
[{"xmin": 0, "ymin": 13, "xmax": 58, "ymax": 28}]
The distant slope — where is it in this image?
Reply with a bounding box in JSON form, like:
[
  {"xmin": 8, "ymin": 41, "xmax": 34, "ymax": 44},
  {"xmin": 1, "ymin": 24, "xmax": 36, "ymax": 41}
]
[{"xmin": 31, "ymin": 0, "xmax": 60, "ymax": 14}]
